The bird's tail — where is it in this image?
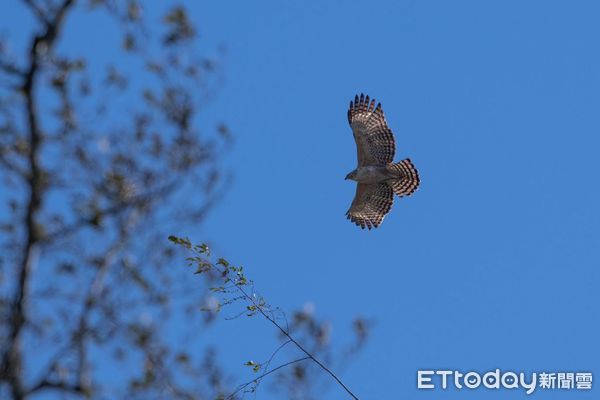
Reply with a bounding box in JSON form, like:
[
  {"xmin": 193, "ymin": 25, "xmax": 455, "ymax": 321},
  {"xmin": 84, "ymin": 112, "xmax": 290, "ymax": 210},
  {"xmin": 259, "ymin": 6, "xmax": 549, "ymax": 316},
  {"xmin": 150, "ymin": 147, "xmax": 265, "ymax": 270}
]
[{"xmin": 389, "ymin": 158, "xmax": 420, "ymax": 197}]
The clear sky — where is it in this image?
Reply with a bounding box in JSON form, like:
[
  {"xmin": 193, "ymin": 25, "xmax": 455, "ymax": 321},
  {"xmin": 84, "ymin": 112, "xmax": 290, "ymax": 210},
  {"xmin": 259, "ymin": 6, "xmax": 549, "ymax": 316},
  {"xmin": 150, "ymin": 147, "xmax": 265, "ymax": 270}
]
[{"xmin": 3, "ymin": 1, "xmax": 599, "ymax": 399}]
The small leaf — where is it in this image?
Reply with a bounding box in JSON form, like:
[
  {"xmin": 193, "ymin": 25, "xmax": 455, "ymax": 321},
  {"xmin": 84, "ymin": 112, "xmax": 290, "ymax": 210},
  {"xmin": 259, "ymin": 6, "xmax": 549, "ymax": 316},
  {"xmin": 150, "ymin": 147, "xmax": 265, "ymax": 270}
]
[
  {"xmin": 216, "ymin": 258, "xmax": 229, "ymax": 267},
  {"xmin": 168, "ymin": 235, "xmax": 178, "ymax": 243},
  {"xmin": 199, "ymin": 243, "xmax": 209, "ymax": 255},
  {"xmin": 244, "ymin": 360, "xmax": 261, "ymax": 372}
]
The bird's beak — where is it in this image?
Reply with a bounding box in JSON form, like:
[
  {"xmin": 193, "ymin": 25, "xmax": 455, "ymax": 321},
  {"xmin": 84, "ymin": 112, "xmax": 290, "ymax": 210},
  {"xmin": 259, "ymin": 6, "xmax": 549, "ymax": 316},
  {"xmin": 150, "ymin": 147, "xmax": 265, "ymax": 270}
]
[{"xmin": 344, "ymin": 176, "xmax": 348, "ymax": 180}]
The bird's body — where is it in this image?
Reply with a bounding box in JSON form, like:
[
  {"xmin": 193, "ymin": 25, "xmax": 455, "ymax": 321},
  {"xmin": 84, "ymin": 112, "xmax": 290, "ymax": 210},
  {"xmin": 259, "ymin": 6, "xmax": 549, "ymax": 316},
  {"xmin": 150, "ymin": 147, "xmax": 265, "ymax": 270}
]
[
  {"xmin": 347, "ymin": 165, "xmax": 395, "ymax": 184},
  {"xmin": 345, "ymin": 94, "xmax": 420, "ymax": 229}
]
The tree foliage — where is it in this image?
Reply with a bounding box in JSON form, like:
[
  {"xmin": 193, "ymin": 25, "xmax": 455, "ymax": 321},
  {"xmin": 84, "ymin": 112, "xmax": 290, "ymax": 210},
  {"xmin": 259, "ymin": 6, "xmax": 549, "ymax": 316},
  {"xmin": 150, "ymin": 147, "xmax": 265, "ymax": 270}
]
[
  {"xmin": 0, "ymin": 1, "xmax": 230, "ymax": 398},
  {"xmin": 0, "ymin": 2, "xmax": 368, "ymax": 399}
]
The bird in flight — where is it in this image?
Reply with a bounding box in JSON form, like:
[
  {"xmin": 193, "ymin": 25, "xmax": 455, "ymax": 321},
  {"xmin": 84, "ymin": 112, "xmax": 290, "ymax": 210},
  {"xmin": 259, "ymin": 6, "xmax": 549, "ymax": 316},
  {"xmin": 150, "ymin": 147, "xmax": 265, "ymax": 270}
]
[{"xmin": 345, "ymin": 94, "xmax": 419, "ymax": 229}]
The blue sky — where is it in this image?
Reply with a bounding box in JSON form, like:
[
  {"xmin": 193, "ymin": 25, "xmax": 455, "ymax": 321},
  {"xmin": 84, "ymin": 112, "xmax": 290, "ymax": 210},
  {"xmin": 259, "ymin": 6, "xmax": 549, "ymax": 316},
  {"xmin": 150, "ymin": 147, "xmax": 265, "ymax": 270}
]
[{"xmin": 3, "ymin": 1, "xmax": 599, "ymax": 399}]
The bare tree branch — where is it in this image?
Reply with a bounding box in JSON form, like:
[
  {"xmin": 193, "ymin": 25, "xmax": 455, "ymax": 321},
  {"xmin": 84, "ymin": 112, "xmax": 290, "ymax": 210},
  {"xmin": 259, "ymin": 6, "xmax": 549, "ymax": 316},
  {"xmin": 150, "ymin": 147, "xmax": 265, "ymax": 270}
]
[
  {"xmin": 22, "ymin": 0, "xmax": 49, "ymax": 25},
  {"xmin": 234, "ymin": 276, "xmax": 361, "ymax": 400},
  {"xmin": 0, "ymin": 59, "xmax": 24, "ymax": 77},
  {"xmin": 170, "ymin": 239, "xmax": 362, "ymax": 400},
  {"xmin": 228, "ymin": 357, "xmax": 310, "ymax": 400},
  {"xmin": 26, "ymin": 379, "xmax": 84, "ymax": 396},
  {"xmin": 1, "ymin": 2, "xmax": 76, "ymax": 399}
]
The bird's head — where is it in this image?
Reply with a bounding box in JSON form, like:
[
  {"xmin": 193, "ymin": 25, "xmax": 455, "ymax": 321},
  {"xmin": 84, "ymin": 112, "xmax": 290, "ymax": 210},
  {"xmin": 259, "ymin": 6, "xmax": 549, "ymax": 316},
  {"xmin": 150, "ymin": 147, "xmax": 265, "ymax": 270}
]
[{"xmin": 345, "ymin": 170, "xmax": 357, "ymax": 181}]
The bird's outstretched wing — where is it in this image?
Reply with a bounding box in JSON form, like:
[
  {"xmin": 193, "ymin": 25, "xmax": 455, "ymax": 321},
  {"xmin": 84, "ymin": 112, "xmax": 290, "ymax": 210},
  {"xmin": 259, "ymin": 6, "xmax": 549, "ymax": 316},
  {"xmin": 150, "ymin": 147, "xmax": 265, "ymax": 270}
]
[
  {"xmin": 346, "ymin": 183, "xmax": 394, "ymax": 229},
  {"xmin": 348, "ymin": 94, "xmax": 395, "ymax": 166}
]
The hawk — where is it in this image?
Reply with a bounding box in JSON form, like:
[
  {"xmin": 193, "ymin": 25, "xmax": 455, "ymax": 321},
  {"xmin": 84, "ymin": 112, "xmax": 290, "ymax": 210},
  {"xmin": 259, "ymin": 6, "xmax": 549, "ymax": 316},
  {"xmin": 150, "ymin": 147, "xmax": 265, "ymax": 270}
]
[{"xmin": 345, "ymin": 94, "xmax": 419, "ymax": 229}]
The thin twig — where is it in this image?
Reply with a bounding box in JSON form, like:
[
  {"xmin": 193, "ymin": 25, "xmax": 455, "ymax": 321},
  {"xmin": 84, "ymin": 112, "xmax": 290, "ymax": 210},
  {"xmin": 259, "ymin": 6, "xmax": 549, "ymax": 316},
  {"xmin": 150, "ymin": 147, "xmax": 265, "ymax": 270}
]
[
  {"xmin": 262, "ymin": 339, "xmax": 291, "ymax": 374},
  {"xmin": 23, "ymin": 0, "xmax": 49, "ymax": 24},
  {"xmin": 186, "ymin": 247, "xmax": 361, "ymax": 400},
  {"xmin": 252, "ymin": 339, "xmax": 292, "ymax": 394},
  {"xmin": 0, "ymin": 58, "xmax": 24, "ymax": 77},
  {"xmin": 227, "ymin": 357, "xmax": 310, "ymax": 400},
  {"xmin": 232, "ymin": 282, "xmax": 361, "ymax": 400}
]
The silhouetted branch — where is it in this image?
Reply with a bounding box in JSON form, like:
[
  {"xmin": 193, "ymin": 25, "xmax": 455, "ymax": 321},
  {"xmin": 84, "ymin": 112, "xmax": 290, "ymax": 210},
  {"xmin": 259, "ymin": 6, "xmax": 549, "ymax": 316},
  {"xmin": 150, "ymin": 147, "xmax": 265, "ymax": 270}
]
[
  {"xmin": 233, "ymin": 274, "xmax": 361, "ymax": 400},
  {"xmin": 1, "ymin": 2, "xmax": 76, "ymax": 399},
  {"xmin": 27, "ymin": 379, "xmax": 84, "ymax": 396},
  {"xmin": 252, "ymin": 338, "xmax": 292, "ymax": 394},
  {"xmin": 1, "ymin": 2, "xmax": 235, "ymax": 399},
  {"xmin": 227, "ymin": 357, "xmax": 310, "ymax": 400},
  {"xmin": 0, "ymin": 59, "xmax": 24, "ymax": 77},
  {"xmin": 169, "ymin": 238, "xmax": 362, "ymax": 400},
  {"xmin": 22, "ymin": 0, "xmax": 49, "ymax": 25}
]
